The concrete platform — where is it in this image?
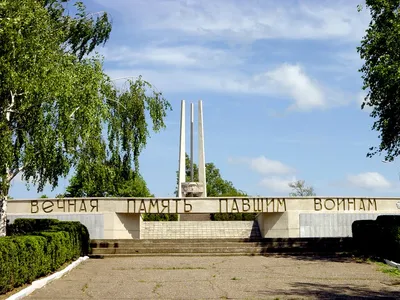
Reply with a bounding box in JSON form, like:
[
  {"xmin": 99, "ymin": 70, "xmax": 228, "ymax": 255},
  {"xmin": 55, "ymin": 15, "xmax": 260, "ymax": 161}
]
[{"xmin": 24, "ymin": 256, "xmax": 400, "ymax": 299}]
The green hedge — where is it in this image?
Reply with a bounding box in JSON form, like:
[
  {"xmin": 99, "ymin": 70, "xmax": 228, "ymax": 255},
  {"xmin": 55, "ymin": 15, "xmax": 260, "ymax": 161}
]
[
  {"xmin": 352, "ymin": 215, "xmax": 400, "ymax": 262},
  {"xmin": 142, "ymin": 213, "xmax": 178, "ymax": 221},
  {"xmin": 211, "ymin": 213, "xmax": 257, "ymax": 221},
  {"xmin": 0, "ymin": 219, "xmax": 90, "ymax": 295}
]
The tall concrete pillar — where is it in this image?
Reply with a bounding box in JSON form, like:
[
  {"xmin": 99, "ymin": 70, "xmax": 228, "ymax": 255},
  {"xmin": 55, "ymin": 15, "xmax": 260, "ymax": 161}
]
[
  {"xmin": 178, "ymin": 100, "xmax": 186, "ymax": 197},
  {"xmin": 190, "ymin": 103, "xmax": 194, "ymax": 182},
  {"xmin": 198, "ymin": 100, "xmax": 207, "ymax": 197}
]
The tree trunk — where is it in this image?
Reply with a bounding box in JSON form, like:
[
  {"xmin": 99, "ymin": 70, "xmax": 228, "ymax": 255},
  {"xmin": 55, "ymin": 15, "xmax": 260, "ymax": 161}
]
[{"xmin": 0, "ymin": 194, "xmax": 7, "ymax": 237}]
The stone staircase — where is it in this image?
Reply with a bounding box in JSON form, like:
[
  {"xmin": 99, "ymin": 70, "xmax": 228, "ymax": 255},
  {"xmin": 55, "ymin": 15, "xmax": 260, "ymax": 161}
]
[
  {"xmin": 90, "ymin": 238, "xmax": 354, "ymax": 257},
  {"xmin": 140, "ymin": 221, "xmax": 261, "ymax": 239}
]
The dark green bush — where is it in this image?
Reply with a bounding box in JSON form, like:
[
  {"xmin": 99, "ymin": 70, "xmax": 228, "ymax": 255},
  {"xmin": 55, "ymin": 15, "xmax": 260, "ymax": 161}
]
[
  {"xmin": 142, "ymin": 213, "xmax": 178, "ymax": 221},
  {"xmin": 0, "ymin": 219, "xmax": 90, "ymax": 294},
  {"xmin": 352, "ymin": 216, "xmax": 400, "ymax": 262},
  {"xmin": 211, "ymin": 213, "xmax": 257, "ymax": 221},
  {"xmin": 376, "ymin": 216, "xmax": 400, "ymax": 262},
  {"xmin": 7, "ymin": 218, "xmax": 59, "ymax": 235}
]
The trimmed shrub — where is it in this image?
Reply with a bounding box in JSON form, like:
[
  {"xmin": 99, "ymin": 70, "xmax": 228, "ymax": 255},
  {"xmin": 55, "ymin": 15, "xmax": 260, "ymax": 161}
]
[
  {"xmin": 352, "ymin": 220, "xmax": 381, "ymax": 255},
  {"xmin": 142, "ymin": 213, "xmax": 178, "ymax": 221},
  {"xmin": 352, "ymin": 216, "xmax": 400, "ymax": 262},
  {"xmin": 376, "ymin": 216, "xmax": 400, "ymax": 262},
  {"xmin": 211, "ymin": 213, "xmax": 257, "ymax": 221},
  {"xmin": 7, "ymin": 218, "xmax": 59, "ymax": 235},
  {"xmin": 0, "ymin": 219, "xmax": 89, "ymax": 294}
]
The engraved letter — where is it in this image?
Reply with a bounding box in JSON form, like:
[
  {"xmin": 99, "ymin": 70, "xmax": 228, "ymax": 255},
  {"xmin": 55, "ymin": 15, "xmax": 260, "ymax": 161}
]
[
  {"xmin": 90, "ymin": 200, "xmax": 98, "ymax": 212},
  {"xmin": 79, "ymin": 200, "xmax": 87, "ymax": 212},
  {"xmin": 277, "ymin": 199, "xmax": 287, "ymax": 212},
  {"xmin": 337, "ymin": 199, "xmax": 345, "ymax": 211},
  {"xmin": 184, "ymin": 200, "xmax": 192, "ymax": 212},
  {"xmin": 149, "ymin": 199, "xmax": 159, "ymax": 213},
  {"xmin": 314, "ymin": 198, "xmax": 322, "ymax": 211},
  {"xmin": 139, "ymin": 200, "xmax": 147, "ymax": 213},
  {"xmin": 219, "ymin": 199, "xmax": 228, "ymax": 213},
  {"xmin": 68, "ymin": 200, "xmax": 76, "ymax": 212},
  {"xmin": 172, "ymin": 199, "xmax": 181, "ymax": 213},
  {"xmin": 347, "ymin": 198, "xmax": 355, "ymax": 211},
  {"xmin": 42, "ymin": 200, "xmax": 54, "ymax": 213},
  {"xmin": 266, "ymin": 199, "xmax": 274, "ymax": 212},
  {"xmin": 359, "ymin": 199, "xmax": 366, "ymax": 211},
  {"xmin": 31, "ymin": 201, "xmax": 39, "ymax": 213},
  {"xmin": 242, "ymin": 199, "xmax": 250, "ymax": 212},
  {"xmin": 160, "ymin": 200, "xmax": 170, "ymax": 213},
  {"xmin": 368, "ymin": 199, "xmax": 377, "ymax": 211},
  {"xmin": 57, "ymin": 200, "xmax": 65, "ymax": 212},
  {"xmin": 231, "ymin": 199, "xmax": 239, "ymax": 212},
  {"xmin": 324, "ymin": 198, "xmax": 335, "ymax": 211},
  {"xmin": 253, "ymin": 199, "xmax": 263, "ymax": 212}
]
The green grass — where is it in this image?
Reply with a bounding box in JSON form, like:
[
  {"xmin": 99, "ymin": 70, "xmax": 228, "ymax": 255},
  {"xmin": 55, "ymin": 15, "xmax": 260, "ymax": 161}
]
[{"xmin": 376, "ymin": 262, "xmax": 400, "ymax": 277}]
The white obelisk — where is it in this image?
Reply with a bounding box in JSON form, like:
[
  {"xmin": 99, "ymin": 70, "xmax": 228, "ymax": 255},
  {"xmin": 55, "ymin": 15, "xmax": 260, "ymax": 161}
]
[
  {"xmin": 178, "ymin": 100, "xmax": 186, "ymax": 197},
  {"xmin": 198, "ymin": 100, "xmax": 207, "ymax": 197}
]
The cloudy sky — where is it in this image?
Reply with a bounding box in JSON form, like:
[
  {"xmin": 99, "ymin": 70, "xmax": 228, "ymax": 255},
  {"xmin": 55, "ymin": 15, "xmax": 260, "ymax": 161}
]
[{"xmin": 9, "ymin": 0, "xmax": 400, "ymax": 198}]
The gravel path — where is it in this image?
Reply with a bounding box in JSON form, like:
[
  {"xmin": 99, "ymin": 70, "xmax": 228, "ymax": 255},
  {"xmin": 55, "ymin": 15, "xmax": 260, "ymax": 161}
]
[{"xmin": 27, "ymin": 256, "xmax": 400, "ymax": 299}]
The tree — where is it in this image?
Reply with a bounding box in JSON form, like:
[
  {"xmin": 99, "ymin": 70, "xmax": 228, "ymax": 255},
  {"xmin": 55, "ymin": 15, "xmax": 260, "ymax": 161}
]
[
  {"xmin": 65, "ymin": 168, "xmax": 152, "ymax": 197},
  {"xmin": 288, "ymin": 180, "xmax": 316, "ymax": 197},
  {"xmin": 358, "ymin": 1, "xmax": 400, "ymax": 161},
  {"xmin": 0, "ymin": 1, "xmax": 171, "ymax": 236}
]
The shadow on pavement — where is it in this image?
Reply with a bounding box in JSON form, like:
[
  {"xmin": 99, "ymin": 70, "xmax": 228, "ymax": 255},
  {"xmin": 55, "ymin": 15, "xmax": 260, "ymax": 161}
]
[{"xmin": 257, "ymin": 282, "xmax": 400, "ymax": 299}]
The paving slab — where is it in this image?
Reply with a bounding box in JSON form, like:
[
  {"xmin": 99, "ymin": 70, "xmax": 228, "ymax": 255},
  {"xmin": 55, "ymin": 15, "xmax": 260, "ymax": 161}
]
[{"xmin": 26, "ymin": 256, "xmax": 400, "ymax": 299}]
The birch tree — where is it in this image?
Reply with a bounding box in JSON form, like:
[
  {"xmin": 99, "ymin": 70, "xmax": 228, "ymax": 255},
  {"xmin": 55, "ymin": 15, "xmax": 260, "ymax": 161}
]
[{"xmin": 0, "ymin": 0, "xmax": 171, "ymax": 236}]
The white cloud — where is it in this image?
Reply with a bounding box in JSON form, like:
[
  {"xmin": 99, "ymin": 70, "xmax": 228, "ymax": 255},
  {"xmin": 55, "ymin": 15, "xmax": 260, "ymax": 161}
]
[
  {"xmin": 94, "ymin": 0, "xmax": 369, "ymax": 42},
  {"xmin": 105, "ymin": 62, "xmax": 338, "ymax": 111},
  {"xmin": 259, "ymin": 176, "xmax": 296, "ymax": 193},
  {"xmin": 101, "ymin": 45, "xmax": 243, "ymax": 69},
  {"xmin": 262, "ymin": 64, "xmax": 325, "ymax": 111},
  {"xmin": 228, "ymin": 156, "xmax": 295, "ymax": 175},
  {"xmin": 347, "ymin": 172, "xmax": 392, "ymax": 190},
  {"xmin": 249, "ymin": 156, "xmax": 295, "ymax": 175}
]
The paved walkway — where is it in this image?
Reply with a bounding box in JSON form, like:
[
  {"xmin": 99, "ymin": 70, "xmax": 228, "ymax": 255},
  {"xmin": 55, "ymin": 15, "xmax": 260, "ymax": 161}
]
[{"xmin": 27, "ymin": 256, "xmax": 400, "ymax": 299}]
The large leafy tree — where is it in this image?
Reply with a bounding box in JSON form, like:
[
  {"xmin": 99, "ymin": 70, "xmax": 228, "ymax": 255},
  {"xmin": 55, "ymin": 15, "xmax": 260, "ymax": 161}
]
[
  {"xmin": 358, "ymin": 1, "xmax": 400, "ymax": 161},
  {"xmin": 65, "ymin": 168, "xmax": 152, "ymax": 197},
  {"xmin": 0, "ymin": 0, "xmax": 171, "ymax": 236}
]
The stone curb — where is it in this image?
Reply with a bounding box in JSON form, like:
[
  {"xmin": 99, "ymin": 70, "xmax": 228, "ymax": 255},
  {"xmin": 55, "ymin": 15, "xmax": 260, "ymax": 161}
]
[
  {"xmin": 384, "ymin": 258, "xmax": 400, "ymax": 270},
  {"xmin": 7, "ymin": 256, "xmax": 89, "ymax": 300}
]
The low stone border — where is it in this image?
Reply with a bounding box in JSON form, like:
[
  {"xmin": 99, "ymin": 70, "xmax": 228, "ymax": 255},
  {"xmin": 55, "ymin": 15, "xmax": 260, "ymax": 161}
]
[
  {"xmin": 384, "ymin": 259, "xmax": 400, "ymax": 270},
  {"xmin": 7, "ymin": 256, "xmax": 89, "ymax": 300}
]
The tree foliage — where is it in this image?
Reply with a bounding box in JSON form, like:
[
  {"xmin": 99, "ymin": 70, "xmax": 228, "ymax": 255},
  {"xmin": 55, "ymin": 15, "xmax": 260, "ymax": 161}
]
[
  {"xmin": 65, "ymin": 169, "xmax": 152, "ymax": 197},
  {"xmin": 358, "ymin": 0, "xmax": 400, "ymax": 161},
  {"xmin": 288, "ymin": 180, "xmax": 316, "ymax": 197},
  {"xmin": 0, "ymin": 0, "xmax": 170, "ymax": 236},
  {"xmin": 176, "ymin": 154, "xmax": 247, "ymax": 197}
]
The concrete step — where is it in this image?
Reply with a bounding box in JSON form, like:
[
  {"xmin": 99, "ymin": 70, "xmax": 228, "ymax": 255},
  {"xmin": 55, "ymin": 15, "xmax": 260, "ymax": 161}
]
[
  {"xmin": 91, "ymin": 241, "xmax": 314, "ymax": 249},
  {"xmin": 91, "ymin": 247, "xmax": 311, "ymax": 255},
  {"xmin": 89, "ymin": 252, "xmax": 353, "ymax": 258},
  {"xmin": 90, "ymin": 238, "xmax": 354, "ymax": 256}
]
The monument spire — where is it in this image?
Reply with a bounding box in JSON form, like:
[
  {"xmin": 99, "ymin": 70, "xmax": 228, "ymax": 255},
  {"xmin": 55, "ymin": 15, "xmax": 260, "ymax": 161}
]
[{"xmin": 177, "ymin": 99, "xmax": 207, "ymax": 197}]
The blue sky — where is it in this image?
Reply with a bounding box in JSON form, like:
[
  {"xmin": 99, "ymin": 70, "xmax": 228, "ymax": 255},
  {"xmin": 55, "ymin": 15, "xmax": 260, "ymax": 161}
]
[{"xmin": 9, "ymin": 0, "xmax": 400, "ymax": 198}]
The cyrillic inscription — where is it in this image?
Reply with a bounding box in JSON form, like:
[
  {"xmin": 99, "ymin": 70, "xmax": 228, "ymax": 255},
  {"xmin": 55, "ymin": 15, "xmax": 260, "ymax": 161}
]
[
  {"xmin": 218, "ymin": 198, "xmax": 287, "ymax": 213},
  {"xmin": 314, "ymin": 198, "xmax": 377, "ymax": 211},
  {"xmin": 30, "ymin": 199, "xmax": 99, "ymax": 214}
]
